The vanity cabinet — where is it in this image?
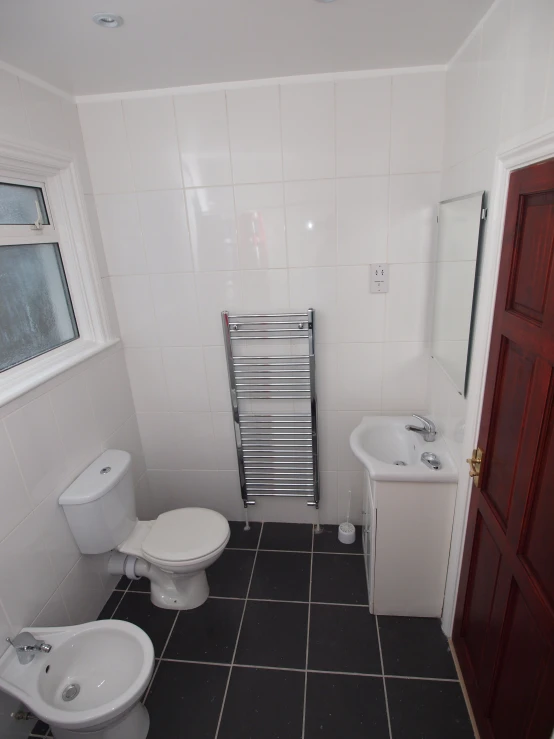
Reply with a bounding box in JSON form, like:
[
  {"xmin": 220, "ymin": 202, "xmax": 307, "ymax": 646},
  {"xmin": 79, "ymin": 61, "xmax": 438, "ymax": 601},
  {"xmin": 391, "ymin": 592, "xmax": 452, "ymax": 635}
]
[{"xmin": 362, "ymin": 471, "xmax": 456, "ymax": 618}]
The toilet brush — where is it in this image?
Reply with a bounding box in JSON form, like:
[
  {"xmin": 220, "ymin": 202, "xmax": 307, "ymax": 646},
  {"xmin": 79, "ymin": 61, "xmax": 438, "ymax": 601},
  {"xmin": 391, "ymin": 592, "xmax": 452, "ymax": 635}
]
[{"xmin": 338, "ymin": 489, "xmax": 356, "ymax": 545}]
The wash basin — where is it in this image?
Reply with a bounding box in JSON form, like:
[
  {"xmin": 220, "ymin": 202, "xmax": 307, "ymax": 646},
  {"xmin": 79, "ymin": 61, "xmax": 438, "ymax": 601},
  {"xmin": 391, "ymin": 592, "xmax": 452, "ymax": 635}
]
[{"xmin": 350, "ymin": 415, "xmax": 458, "ymax": 482}]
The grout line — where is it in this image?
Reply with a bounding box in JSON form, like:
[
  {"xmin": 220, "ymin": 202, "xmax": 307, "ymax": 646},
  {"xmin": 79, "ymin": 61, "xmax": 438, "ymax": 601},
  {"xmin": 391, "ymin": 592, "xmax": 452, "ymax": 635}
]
[
  {"xmin": 208, "ymin": 595, "xmax": 368, "ymax": 607},
  {"xmin": 384, "ymin": 674, "xmax": 460, "ymax": 683},
  {"xmin": 162, "ymin": 657, "xmax": 232, "ymax": 667},
  {"xmin": 142, "ymin": 610, "xmax": 180, "ymax": 703},
  {"xmin": 227, "ymin": 547, "xmax": 363, "ymax": 556},
  {"xmin": 308, "ymin": 668, "xmax": 384, "ymax": 678},
  {"xmin": 301, "ymin": 524, "xmax": 315, "ymax": 739},
  {"xmin": 213, "ymin": 520, "xmax": 262, "ymax": 738},
  {"xmin": 375, "ymin": 614, "xmax": 393, "ymax": 739}
]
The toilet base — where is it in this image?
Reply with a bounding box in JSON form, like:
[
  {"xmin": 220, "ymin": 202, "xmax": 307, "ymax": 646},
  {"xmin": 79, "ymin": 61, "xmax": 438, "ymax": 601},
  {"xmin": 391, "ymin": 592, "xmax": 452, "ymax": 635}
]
[
  {"xmin": 149, "ymin": 567, "xmax": 209, "ymax": 610},
  {"xmin": 50, "ymin": 701, "xmax": 149, "ymax": 739}
]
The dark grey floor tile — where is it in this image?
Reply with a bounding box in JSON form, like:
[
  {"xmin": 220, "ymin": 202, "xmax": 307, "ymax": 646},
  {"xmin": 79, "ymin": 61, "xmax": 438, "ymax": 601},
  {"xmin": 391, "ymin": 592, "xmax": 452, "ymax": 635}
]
[
  {"xmin": 228, "ymin": 520, "xmax": 262, "ymax": 549},
  {"xmin": 97, "ymin": 590, "xmax": 124, "ymax": 620},
  {"xmin": 29, "ymin": 720, "xmax": 50, "ymax": 737},
  {"xmin": 259, "ymin": 522, "xmax": 313, "ymax": 551},
  {"xmin": 305, "ymin": 672, "xmax": 389, "ymax": 739},
  {"xmin": 218, "ymin": 666, "xmax": 304, "ymax": 739},
  {"xmin": 235, "ymin": 600, "xmax": 308, "ymax": 669},
  {"xmin": 313, "ymin": 525, "xmax": 363, "ymax": 554},
  {"xmin": 112, "ymin": 592, "xmax": 176, "ymax": 657},
  {"xmin": 308, "ymin": 604, "xmax": 381, "ymax": 674},
  {"xmin": 387, "ymin": 677, "xmax": 474, "ymax": 739},
  {"xmin": 311, "ymin": 554, "xmax": 368, "ymax": 605},
  {"xmin": 164, "ymin": 598, "xmax": 244, "ymax": 663},
  {"xmin": 115, "ymin": 575, "xmax": 130, "ymax": 590},
  {"xmin": 146, "ymin": 661, "xmax": 229, "ymax": 739},
  {"xmin": 207, "ymin": 549, "xmax": 256, "ymax": 598},
  {"xmin": 378, "ymin": 616, "xmax": 458, "ymax": 678},
  {"xmin": 129, "ymin": 577, "xmax": 151, "ymax": 593},
  {"xmin": 249, "ymin": 551, "xmax": 310, "ymax": 601}
]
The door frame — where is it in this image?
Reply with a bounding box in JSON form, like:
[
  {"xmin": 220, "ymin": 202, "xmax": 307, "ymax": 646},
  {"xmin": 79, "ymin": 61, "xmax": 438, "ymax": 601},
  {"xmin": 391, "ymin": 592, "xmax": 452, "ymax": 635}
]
[{"xmin": 442, "ymin": 118, "xmax": 554, "ymax": 636}]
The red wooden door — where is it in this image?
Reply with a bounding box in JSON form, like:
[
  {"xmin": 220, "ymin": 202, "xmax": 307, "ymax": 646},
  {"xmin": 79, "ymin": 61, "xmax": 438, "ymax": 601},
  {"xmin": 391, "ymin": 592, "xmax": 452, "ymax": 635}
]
[{"xmin": 453, "ymin": 159, "xmax": 554, "ymax": 739}]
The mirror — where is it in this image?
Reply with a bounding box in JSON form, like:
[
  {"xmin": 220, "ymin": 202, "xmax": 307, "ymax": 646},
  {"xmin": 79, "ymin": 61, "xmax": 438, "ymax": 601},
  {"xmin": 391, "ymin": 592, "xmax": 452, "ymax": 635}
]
[{"xmin": 431, "ymin": 191, "xmax": 486, "ymax": 396}]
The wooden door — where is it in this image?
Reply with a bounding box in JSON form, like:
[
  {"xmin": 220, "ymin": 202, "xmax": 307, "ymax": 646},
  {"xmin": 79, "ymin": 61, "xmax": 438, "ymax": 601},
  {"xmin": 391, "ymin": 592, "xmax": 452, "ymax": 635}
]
[{"xmin": 453, "ymin": 159, "xmax": 554, "ymax": 739}]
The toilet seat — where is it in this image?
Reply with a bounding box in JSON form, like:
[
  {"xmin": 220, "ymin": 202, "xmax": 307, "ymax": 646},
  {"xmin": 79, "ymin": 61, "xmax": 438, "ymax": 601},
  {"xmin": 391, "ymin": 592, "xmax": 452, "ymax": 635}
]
[{"xmin": 119, "ymin": 508, "xmax": 230, "ymax": 569}]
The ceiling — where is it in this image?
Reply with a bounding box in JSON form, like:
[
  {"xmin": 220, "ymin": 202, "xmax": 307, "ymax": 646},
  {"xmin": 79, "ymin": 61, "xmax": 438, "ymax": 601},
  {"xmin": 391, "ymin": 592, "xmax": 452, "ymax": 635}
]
[{"xmin": 0, "ymin": 0, "xmax": 494, "ymax": 96}]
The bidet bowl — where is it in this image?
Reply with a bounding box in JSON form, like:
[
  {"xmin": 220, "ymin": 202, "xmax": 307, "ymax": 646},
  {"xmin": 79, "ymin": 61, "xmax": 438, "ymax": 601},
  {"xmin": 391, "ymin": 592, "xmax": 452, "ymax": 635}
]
[{"xmin": 0, "ymin": 620, "xmax": 154, "ymax": 731}]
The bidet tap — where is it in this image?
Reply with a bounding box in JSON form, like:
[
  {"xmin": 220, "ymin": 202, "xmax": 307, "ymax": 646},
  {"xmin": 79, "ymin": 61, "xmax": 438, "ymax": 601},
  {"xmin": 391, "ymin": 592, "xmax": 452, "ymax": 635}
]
[
  {"xmin": 6, "ymin": 633, "xmax": 52, "ymax": 665},
  {"xmin": 405, "ymin": 414, "xmax": 437, "ymax": 442}
]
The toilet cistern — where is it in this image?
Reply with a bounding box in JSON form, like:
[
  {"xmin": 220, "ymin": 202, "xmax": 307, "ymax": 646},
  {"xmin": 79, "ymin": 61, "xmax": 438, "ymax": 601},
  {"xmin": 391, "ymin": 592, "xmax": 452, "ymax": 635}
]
[
  {"xmin": 405, "ymin": 414, "xmax": 437, "ymax": 442},
  {"xmin": 6, "ymin": 633, "xmax": 52, "ymax": 665}
]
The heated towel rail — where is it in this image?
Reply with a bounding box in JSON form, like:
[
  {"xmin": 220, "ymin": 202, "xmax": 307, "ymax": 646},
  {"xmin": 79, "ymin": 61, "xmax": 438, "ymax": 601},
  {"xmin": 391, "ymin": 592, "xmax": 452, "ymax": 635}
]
[{"xmin": 222, "ymin": 310, "xmax": 320, "ymax": 517}]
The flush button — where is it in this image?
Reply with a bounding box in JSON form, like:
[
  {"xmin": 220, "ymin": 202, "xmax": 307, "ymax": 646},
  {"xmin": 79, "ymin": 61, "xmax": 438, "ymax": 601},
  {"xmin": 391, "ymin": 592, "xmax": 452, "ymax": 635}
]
[{"xmin": 100, "ymin": 466, "xmax": 111, "ymax": 475}]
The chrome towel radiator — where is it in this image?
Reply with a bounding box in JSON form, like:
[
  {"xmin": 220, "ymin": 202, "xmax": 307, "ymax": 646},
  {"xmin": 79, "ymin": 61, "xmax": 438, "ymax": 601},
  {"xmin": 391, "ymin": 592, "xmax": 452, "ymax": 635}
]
[{"xmin": 222, "ymin": 310, "xmax": 320, "ymax": 523}]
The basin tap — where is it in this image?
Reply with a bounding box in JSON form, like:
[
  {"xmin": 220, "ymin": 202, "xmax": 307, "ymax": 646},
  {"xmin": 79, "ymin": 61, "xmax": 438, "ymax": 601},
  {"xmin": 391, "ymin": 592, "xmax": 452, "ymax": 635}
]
[
  {"xmin": 6, "ymin": 633, "xmax": 52, "ymax": 665},
  {"xmin": 405, "ymin": 414, "xmax": 437, "ymax": 442}
]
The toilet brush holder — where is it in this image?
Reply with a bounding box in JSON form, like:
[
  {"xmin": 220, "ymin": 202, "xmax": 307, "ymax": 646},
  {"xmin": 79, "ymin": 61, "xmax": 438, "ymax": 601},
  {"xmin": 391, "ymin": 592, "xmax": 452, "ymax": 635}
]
[{"xmin": 338, "ymin": 521, "xmax": 356, "ymax": 545}]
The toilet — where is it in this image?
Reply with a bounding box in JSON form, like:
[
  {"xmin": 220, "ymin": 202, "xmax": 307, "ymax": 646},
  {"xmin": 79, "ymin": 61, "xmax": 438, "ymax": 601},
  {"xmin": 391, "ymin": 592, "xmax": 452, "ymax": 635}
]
[{"xmin": 59, "ymin": 450, "xmax": 230, "ymax": 610}]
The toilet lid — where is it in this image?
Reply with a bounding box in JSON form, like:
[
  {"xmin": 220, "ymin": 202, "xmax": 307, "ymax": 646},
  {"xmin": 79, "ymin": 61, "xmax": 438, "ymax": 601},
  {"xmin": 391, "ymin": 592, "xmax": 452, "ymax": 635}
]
[{"xmin": 142, "ymin": 508, "xmax": 230, "ymax": 563}]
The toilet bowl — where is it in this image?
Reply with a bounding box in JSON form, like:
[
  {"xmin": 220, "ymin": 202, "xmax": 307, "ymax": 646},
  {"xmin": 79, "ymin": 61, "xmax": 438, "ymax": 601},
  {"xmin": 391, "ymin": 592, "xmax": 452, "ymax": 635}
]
[
  {"xmin": 0, "ymin": 620, "xmax": 154, "ymax": 739},
  {"xmin": 59, "ymin": 450, "xmax": 231, "ymax": 610}
]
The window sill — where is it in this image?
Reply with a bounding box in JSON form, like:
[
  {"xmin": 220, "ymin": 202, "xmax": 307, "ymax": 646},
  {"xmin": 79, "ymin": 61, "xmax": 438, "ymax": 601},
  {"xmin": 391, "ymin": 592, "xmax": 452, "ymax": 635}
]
[{"xmin": 0, "ymin": 337, "xmax": 120, "ymax": 409}]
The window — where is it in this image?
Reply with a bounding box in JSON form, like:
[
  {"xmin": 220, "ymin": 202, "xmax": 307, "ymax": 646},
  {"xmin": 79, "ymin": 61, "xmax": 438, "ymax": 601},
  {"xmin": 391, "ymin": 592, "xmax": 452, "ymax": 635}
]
[
  {"xmin": 0, "ymin": 138, "xmax": 115, "ymax": 406},
  {"xmin": 0, "ymin": 180, "xmax": 79, "ymax": 372}
]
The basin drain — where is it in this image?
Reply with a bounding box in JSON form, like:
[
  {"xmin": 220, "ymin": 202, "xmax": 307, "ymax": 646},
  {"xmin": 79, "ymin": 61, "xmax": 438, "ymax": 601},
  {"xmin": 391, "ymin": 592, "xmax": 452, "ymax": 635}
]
[
  {"xmin": 62, "ymin": 684, "xmax": 80, "ymax": 702},
  {"xmin": 393, "ymin": 460, "xmax": 407, "ymax": 466}
]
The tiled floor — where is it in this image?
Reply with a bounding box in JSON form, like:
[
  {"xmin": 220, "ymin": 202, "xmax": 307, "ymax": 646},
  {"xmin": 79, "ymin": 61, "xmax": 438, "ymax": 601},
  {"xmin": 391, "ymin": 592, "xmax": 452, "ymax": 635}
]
[{"xmin": 29, "ymin": 522, "xmax": 475, "ymax": 739}]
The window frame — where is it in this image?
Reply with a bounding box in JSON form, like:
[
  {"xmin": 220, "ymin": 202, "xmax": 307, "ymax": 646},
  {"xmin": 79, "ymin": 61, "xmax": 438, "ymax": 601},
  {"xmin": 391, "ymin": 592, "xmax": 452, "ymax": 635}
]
[{"xmin": 0, "ymin": 136, "xmax": 117, "ymax": 406}]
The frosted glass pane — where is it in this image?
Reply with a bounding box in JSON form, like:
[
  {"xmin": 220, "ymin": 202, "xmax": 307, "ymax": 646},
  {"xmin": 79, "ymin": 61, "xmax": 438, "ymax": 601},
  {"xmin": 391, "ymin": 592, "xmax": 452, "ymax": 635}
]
[
  {"xmin": 0, "ymin": 183, "xmax": 49, "ymax": 225},
  {"xmin": 0, "ymin": 243, "xmax": 78, "ymax": 371}
]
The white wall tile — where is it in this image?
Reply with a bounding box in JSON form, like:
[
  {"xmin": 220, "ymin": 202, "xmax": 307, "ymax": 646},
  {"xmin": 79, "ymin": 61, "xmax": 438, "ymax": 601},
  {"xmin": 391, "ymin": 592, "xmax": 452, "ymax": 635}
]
[
  {"xmin": 95, "ymin": 193, "xmax": 147, "ymax": 276},
  {"xmin": 337, "ymin": 177, "xmax": 388, "ymax": 265},
  {"xmin": 137, "ymin": 190, "xmax": 193, "ymax": 273},
  {"xmin": 64, "ymin": 101, "xmax": 94, "ymax": 194},
  {"xmin": 32, "ymin": 589, "xmax": 72, "ymax": 629},
  {"xmin": 37, "ymin": 491, "xmax": 81, "ymax": 588},
  {"xmin": 195, "ymin": 271, "xmax": 242, "ymax": 345},
  {"xmin": 315, "ymin": 343, "xmax": 338, "ymax": 411},
  {"xmin": 50, "ymin": 371, "xmax": 102, "ymax": 475},
  {"xmin": 79, "ymin": 101, "xmax": 135, "ymax": 194},
  {"xmin": 337, "ymin": 266, "xmax": 385, "ymax": 343},
  {"xmin": 336, "ymin": 77, "xmax": 392, "ymax": 177},
  {"xmin": 240, "ymin": 269, "xmax": 289, "ymax": 312},
  {"xmin": 235, "ymin": 183, "xmax": 287, "ymax": 269},
  {"xmin": 227, "ymin": 86, "xmax": 283, "ymax": 184},
  {"xmin": 0, "ymin": 70, "xmax": 30, "ymax": 141},
  {"xmin": 211, "ymin": 412, "xmax": 239, "ymax": 471},
  {"xmin": 87, "ymin": 351, "xmax": 135, "ymax": 440},
  {"xmin": 285, "ymin": 180, "xmax": 336, "ymax": 267},
  {"xmin": 174, "ymin": 91, "xmax": 232, "ymax": 187},
  {"xmin": 388, "ymin": 173, "xmax": 440, "ymax": 263},
  {"xmin": 125, "ymin": 348, "xmax": 170, "ymax": 412},
  {"xmin": 150, "ymin": 273, "xmax": 202, "ymax": 346},
  {"xmin": 110, "ymin": 275, "xmax": 159, "ymax": 346},
  {"xmin": 318, "ymin": 471, "xmax": 339, "ymax": 525},
  {"xmin": 0, "ymin": 508, "xmax": 60, "ymax": 632},
  {"xmin": 123, "ymin": 96, "xmax": 182, "ymax": 191},
  {"xmin": 382, "ymin": 342, "xmax": 429, "ymax": 411},
  {"xmin": 337, "ymin": 471, "xmax": 364, "ymax": 525},
  {"xmin": 138, "ymin": 412, "xmax": 184, "ymax": 470},
  {"xmin": 60, "ymin": 559, "xmax": 107, "ymax": 625},
  {"xmin": 281, "ymin": 82, "xmax": 335, "ymax": 181},
  {"xmin": 318, "ymin": 411, "xmax": 338, "ymax": 471},
  {"xmin": 0, "ymin": 423, "xmax": 32, "ymax": 543},
  {"xmin": 289, "ymin": 267, "xmax": 337, "ymax": 343},
  {"xmin": 385, "ymin": 263, "xmax": 434, "ymax": 342},
  {"xmin": 390, "ymin": 72, "xmax": 445, "ymax": 174},
  {"xmin": 162, "ymin": 347, "xmax": 210, "ymax": 411},
  {"xmin": 500, "ymin": 0, "xmax": 554, "ymax": 142},
  {"xmin": 337, "ymin": 343, "xmax": 383, "ymax": 410},
  {"xmin": 204, "ymin": 346, "xmax": 232, "ymax": 412},
  {"xmin": 186, "ymin": 186, "xmax": 238, "ymax": 271},
  {"xmin": 177, "ymin": 412, "xmax": 218, "ymax": 470},
  {"xmin": 336, "ymin": 411, "xmax": 365, "ymax": 471},
  {"xmin": 4, "ymin": 394, "xmax": 68, "ymax": 505},
  {"xmin": 19, "ymin": 80, "xmax": 69, "ymax": 152}
]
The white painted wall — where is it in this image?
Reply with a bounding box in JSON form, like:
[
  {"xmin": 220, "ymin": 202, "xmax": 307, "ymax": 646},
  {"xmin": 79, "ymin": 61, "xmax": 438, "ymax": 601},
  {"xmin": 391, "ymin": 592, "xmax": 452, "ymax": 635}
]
[
  {"xmin": 78, "ymin": 69, "xmax": 445, "ymax": 527},
  {"xmin": 0, "ymin": 67, "xmax": 146, "ymax": 737},
  {"xmin": 436, "ymin": 0, "xmax": 554, "ymax": 633}
]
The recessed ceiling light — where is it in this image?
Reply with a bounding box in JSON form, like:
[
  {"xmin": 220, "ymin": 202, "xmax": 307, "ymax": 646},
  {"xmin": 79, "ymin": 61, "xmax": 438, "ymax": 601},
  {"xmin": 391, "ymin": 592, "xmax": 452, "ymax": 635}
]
[{"xmin": 92, "ymin": 13, "xmax": 124, "ymax": 28}]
